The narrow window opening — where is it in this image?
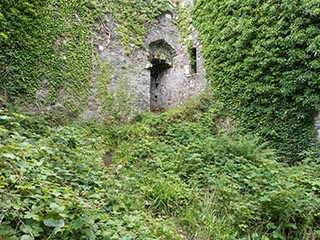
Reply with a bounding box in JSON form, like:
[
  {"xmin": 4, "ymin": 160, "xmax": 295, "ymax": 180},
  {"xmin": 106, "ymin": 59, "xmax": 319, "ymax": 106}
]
[{"xmin": 189, "ymin": 47, "xmax": 197, "ymax": 74}]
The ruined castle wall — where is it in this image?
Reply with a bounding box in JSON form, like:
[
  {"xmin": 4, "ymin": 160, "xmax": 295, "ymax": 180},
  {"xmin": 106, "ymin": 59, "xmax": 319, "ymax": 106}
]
[{"xmin": 84, "ymin": 10, "xmax": 207, "ymax": 119}]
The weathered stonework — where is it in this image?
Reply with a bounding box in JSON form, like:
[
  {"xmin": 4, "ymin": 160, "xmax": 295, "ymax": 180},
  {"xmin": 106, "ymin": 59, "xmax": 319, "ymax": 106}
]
[
  {"xmin": 145, "ymin": 12, "xmax": 206, "ymax": 111},
  {"xmin": 84, "ymin": 5, "xmax": 207, "ymax": 120}
]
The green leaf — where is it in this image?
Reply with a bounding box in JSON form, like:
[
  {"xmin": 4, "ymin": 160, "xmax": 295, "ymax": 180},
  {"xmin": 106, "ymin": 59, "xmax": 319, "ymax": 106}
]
[
  {"xmin": 43, "ymin": 219, "xmax": 59, "ymax": 227},
  {"xmin": 49, "ymin": 202, "xmax": 65, "ymax": 212},
  {"xmin": 272, "ymin": 231, "xmax": 286, "ymax": 240},
  {"xmin": 71, "ymin": 218, "xmax": 83, "ymax": 230},
  {"xmin": 0, "ymin": 115, "xmax": 12, "ymax": 120},
  {"xmin": 84, "ymin": 228, "xmax": 96, "ymax": 240},
  {"xmin": 20, "ymin": 235, "xmax": 33, "ymax": 240},
  {"xmin": 43, "ymin": 219, "xmax": 65, "ymax": 234},
  {"xmin": 20, "ymin": 225, "xmax": 33, "ymax": 234},
  {"xmin": 24, "ymin": 212, "xmax": 40, "ymax": 221},
  {"xmin": 2, "ymin": 153, "xmax": 16, "ymax": 159}
]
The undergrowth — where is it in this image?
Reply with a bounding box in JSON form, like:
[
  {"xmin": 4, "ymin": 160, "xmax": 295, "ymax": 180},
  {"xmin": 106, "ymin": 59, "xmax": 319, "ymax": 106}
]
[{"xmin": 1, "ymin": 95, "xmax": 319, "ymax": 239}]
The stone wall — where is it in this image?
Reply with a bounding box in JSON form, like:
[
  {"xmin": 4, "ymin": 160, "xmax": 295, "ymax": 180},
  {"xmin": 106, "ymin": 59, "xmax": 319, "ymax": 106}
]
[{"xmin": 84, "ymin": 8, "xmax": 207, "ymax": 119}]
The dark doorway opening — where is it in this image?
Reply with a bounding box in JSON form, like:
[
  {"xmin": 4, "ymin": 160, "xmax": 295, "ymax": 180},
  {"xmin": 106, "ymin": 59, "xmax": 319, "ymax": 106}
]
[
  {"xmin": 150, "ymin": 58, "xmax": 172, "ymax": 112},
  {"xmin": 148, "ymin": 39, "xmax": 176, "ymax": 112}
]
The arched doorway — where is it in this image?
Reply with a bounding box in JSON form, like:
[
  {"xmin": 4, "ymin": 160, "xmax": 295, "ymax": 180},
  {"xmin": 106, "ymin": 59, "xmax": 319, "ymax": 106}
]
[{"xmin": 148, "ymin": 39, "xmax": 176, "ymax": 112}]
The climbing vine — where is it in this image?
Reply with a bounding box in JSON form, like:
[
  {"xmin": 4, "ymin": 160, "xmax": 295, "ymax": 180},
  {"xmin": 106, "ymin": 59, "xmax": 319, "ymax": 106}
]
[
  {"xmin": 176, "ymin": 2, "xmax": 193, "ymax": 47},
  {"xmin": 95, "ymin": 58, "xmax": 135, "ymax": 123},
  {"xmin": 0, "ymin": 0, "xmax": 170, "ymax": 121},
  {"xmin": 175, "ymin": 2, "xmax": 200, "ymax": 75},
  {"xmin": 106, "ymin": 0, "xmax": 171, "ymax": 53},
  {"xmin": 193, "ymin": 0, "xmax": 320, "ymax": 162}
]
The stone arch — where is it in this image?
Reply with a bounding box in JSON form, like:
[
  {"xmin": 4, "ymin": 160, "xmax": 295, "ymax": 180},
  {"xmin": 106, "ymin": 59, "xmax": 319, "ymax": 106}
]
[{"xmin": 148, "ymin": 39, "xmax": 176, "ymax": 112}]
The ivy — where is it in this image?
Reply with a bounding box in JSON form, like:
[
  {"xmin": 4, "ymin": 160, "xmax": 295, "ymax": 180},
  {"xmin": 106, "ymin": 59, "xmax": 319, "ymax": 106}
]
[
  {"xmin": 0, "ymin": 0, "xmax": 170, "ymax": 121},
  {"xmin": 175, "ymin": 3, "xmax": 192, "ymax": 46},
  {"xmin": 96, "ymin": 59, "xmax": 136, "ymax": 123},
  {"xmin": 192, "ymin": 0, "xmax": 320, "ymax": 163},
  {"xmin": 105, "ymin": 0, "xmax": 171, "ymax": 52},
  {"xmin": 175, "ymin": 2, "xmax": 197, "ymax": 74}
]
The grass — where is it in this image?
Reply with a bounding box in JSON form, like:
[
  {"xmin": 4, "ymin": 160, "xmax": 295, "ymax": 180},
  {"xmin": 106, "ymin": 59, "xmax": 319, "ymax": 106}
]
[{"xmin": 1, "ymin": 95, "xmax": 319, "ymax": 239}]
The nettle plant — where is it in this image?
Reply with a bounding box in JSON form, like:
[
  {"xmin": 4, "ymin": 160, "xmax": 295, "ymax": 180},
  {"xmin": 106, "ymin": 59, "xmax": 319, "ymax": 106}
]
[{"xmin": 193, "ymin": 0, "xmax": 320, "ymax": 163}]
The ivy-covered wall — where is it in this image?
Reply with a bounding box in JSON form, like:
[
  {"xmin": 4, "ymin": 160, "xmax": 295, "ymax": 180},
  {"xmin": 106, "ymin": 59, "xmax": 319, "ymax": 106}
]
[
  {"xmin": 0, "ymin": 0, "xmax": 171, "ymax": 123},
  {"xmin": 193, "ymin": 0, "xmax": 320, "ymax": 162},
  {"xmin": 0, "ymin": 0, "xmax": 207, "ymax": 124}
]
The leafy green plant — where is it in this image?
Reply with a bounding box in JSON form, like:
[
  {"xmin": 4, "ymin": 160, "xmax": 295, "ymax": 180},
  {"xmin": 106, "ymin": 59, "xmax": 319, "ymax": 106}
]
[
  {"xmin": 0, "ymin": 104, "xmax": 180, "ymax": 239},
  {"xmin": 1, "ymin": 92, "xmax": 319, "ymax": 239},
  {"xmin": 109, "ymin": 96, "xmax": 320, "ymax": 239},
  {"xmin": 192, "ymin": 0, "xmax": 320, "ymax": 162}
]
